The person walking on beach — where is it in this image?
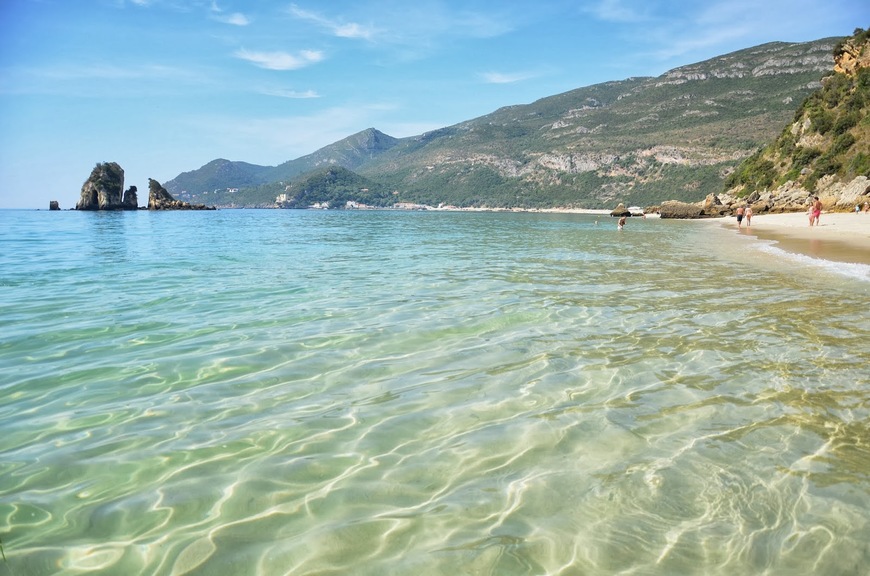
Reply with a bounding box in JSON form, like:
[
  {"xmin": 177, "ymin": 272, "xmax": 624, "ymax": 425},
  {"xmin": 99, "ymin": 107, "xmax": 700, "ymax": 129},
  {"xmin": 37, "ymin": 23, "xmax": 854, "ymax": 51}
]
[
  {"xmin": 811, "ymin": 196, "xmax": 822, "ymax": 226},
  {"xmin": 617, "ymin": 215, "xmax": 626, "ymax": 230},
  {"xmin": 744, "ymin": 204, "xmax": 753, "ymax": 227},
  {"xmin": 736, "ymin": 205, "xmax": 744, "ymax": 228}
]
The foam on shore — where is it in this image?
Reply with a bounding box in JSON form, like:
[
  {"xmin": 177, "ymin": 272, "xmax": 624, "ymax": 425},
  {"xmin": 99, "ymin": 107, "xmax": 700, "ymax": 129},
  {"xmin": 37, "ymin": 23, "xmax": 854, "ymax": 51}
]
[{"xmin": 709, "ymin": 211, "xmax": 870, "ymax": 282}]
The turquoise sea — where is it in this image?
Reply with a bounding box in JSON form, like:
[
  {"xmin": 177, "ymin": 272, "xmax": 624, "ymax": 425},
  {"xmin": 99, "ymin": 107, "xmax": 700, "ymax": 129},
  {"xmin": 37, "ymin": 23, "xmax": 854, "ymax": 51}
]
[{"xmin": 1, "ymin": 208, "xmax": 869, "ymax": 576}]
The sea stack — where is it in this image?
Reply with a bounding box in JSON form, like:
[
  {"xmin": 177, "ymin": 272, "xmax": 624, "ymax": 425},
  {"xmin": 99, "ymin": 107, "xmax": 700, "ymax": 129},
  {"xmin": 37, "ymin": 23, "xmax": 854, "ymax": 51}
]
[
  {"xmin": 49, "ymin": 200, "xmax": 60, "ymax": 210},
  {"xmin": 76, "ymin": 162, "xmax": 137, "ymax": 210},
  {"xmin": 147, "ymin": 178, "xmax": 215, "ymax": 210}
]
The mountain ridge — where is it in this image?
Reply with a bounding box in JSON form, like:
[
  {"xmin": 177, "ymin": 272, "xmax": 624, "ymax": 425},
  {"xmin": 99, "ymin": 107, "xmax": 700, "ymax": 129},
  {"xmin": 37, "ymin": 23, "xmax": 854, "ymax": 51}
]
[
  {"xmin": 169, "ymin": 38, "xmax": 843, "ymax": 209},
  {"xmin": 166, "ymin": 128, "xmax": 398, "ymax": 197}
]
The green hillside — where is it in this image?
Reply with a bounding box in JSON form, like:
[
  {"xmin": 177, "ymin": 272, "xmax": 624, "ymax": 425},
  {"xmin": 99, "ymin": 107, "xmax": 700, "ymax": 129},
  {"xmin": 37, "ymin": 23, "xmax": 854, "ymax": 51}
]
[
  {"xmin": 275, "ymin": 166, "xmax": 392, "ymax": 209},
  {"xmin": 168, "ymin": 38, "xmax": 841, "ymax": 209},
  {"xmin": 361, "ymin": 40, "xmax": 836, "ymax": 209},
  {"xmin": 726, "ymin": 28, "xmax": 870, "ymax": 198},
  {"xmin": 168, "ymin": 128, "xmax": 397, "ymax": 202}
]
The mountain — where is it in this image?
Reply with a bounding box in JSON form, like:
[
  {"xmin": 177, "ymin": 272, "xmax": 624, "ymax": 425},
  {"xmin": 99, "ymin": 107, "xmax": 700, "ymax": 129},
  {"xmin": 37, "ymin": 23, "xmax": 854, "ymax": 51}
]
[
  {"xmin": 262, "ymin": 127, "xmax": 399, "ymax": 184},
  {"xmin": 166, "ymin": 128, "xmax": 398, "ymax": 200},
  {"xmin": 168, "ymin": 38, "xmax": 843, "ymax": 209},
  {"xmin": 166, "ymin": 159, "xmax": 271, "ymax": 197},
  {"xmin": 358, "ymin": 39, "xmax": 839, "ymax": 209}
]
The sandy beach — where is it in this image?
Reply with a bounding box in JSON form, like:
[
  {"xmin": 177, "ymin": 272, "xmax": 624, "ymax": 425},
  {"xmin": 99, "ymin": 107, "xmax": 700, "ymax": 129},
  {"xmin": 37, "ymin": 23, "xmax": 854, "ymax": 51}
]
[{"xmin": 714, "ymin": 210, "xmax": 870, "ymax": 265}]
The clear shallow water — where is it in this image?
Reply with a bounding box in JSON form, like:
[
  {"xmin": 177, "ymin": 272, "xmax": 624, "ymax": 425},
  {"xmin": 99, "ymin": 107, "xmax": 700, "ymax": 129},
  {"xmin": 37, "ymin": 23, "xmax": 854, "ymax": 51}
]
[{"xmin": 1, "ymin": 209, "xmax": 868, "ymax": 576}]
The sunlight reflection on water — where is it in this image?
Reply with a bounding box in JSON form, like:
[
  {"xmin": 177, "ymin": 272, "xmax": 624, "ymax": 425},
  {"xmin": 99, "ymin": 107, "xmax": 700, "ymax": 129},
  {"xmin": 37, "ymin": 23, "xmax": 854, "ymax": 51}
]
[{"xmin": 1, "ymin": 209, "xmax": 868, "ymax": 575}]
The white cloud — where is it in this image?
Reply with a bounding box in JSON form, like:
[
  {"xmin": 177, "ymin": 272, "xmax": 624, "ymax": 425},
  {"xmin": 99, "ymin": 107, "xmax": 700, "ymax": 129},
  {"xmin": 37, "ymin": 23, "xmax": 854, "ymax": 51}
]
[
  {"xmin": 214, "ymin": 12, "xmax": 250, "ymax": 26},
  {"xmin": 480, "ymin": 71, "xmax": 538, "ymax": 84},
  {"xmin": 288, "ymin": 4, "xmax": 377, "ymax": 40},
  {"xmin": 234, "ymin": 49, "xmax": 324, "ymax": 70},
  {"xmin": 261, "ymin": 88, "xmax": 320, "ymax": 99}
]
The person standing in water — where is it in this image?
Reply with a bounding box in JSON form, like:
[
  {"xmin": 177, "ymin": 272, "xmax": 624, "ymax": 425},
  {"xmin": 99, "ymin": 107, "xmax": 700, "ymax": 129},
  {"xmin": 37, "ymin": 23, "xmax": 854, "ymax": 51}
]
[
  {"xmin": 736, "ymin": 205, "xmax": 745, "ymax": 228},
  {"xmin": 744, "ymin": 204, "xmax": 753, "ymax": 227},
  {"xmin": 618, "ymin": 216, "xmax": 626, "ymax": 230}
]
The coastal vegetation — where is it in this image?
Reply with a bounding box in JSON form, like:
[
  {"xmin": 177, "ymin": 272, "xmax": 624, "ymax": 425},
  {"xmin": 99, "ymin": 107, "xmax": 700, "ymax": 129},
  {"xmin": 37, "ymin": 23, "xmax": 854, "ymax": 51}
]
[{"xmin": 726, "ymin": 28, "xmax": 870, "ymax": 198}]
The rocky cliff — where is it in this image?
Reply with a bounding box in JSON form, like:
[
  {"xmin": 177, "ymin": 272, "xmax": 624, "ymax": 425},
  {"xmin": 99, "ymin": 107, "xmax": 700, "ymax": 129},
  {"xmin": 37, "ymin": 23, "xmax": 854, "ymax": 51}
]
[
  {"xmin": 147, "ymin": 178, "xmax": 215, "ymax": 210},
  {"xmin": 75, "ymin": 162, "xmax": 139, "ymax": 210},
  {"xmin": 667, "ymin": 28, "xmax": 870, "ymax": 218}
]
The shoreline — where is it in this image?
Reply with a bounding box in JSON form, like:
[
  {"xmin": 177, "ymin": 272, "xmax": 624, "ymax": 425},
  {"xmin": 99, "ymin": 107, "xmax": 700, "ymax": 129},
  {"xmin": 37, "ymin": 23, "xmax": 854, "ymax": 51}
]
[{"xmin": 710, "ymin": 210, "xmax": 870, "ymax": 265}]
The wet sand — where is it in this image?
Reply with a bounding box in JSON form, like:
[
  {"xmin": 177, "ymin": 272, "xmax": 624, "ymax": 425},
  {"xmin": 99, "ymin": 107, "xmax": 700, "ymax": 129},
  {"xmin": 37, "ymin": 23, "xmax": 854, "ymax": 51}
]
[{"xmin": 715, "ymin": 211, "xmax": 870, "ymax": 265}]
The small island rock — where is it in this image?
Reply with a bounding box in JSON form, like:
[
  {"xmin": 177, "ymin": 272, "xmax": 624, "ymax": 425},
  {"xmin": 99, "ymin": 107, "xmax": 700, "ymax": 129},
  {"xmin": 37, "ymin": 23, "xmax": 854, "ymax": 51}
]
[
  {"xmin": 148, "ymin": 178, "xmax": 214, "ymax": 210},
  {"xmin": 76, "ymin": 162, "xmax": 136, "ymax": 211}
]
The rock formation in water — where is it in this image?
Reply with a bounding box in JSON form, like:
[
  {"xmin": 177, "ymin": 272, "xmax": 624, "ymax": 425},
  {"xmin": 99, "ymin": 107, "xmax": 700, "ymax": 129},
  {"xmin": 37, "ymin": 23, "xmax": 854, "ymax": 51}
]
[
  {"xmin": 49, "ymin": 200, "xmax": 60, "ymax": 210},
  {"xmin": 75, "ymin": 163, "xmax": 216, "ymax": 211},
  {"xmin": 609, "ymin": 203, "xmax": 630, "ymax": 217},
  {"xmin": 147, "ymin": 178, "xmax": 214, "ymax": 210},
  {"xmin": 123, "ymin": 186, "xmax": 138, "ymax": 210},
  {"xmin": 76, "ymin": 162, "xmax": 136, "ymax": 210}
]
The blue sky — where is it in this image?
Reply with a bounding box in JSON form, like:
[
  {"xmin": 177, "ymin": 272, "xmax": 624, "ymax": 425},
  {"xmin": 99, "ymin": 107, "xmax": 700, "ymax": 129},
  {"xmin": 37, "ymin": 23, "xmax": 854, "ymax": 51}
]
[{"xmin": 0, "ymin": 0, "xmax": 865, "ymax": 209}]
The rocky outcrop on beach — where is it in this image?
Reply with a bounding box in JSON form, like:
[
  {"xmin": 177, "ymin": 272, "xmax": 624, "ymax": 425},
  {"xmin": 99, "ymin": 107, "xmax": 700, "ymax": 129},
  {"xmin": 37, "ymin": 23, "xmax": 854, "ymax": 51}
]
[
  {"xmin": 658, "ymin": 201, "xmax": 707, "ymax": 219},
  {"xmin": 76, "ymin": 162, "xmax": 138, "ymax": 211},
  {"xmin": 147, "ymin": 178, "xmax": 215, "ymax": 210},
  {"xmin": 609, "ymin": 203, "xmax": 631, "ymax": 217},
  {"xmin": 651, "ymin": 174, "xmax": 870, "ymax": 218}
]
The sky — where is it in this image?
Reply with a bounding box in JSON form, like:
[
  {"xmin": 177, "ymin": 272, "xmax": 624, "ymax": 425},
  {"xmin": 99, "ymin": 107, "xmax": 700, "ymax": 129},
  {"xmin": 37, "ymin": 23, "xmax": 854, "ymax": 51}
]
[{"xmin": 0, "ymin": 1, "xmax": 866, "ymax": 209}]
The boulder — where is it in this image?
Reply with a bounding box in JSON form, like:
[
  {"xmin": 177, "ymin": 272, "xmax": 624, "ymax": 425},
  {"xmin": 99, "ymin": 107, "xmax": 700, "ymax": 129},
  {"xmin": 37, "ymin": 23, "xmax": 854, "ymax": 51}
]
[
  {"xmin": 702, "ymin": 194, "xmax": 730, "ymax": 216},
  {"xmin": 76, "ymin": 162, "xmax": 134, "ymax": 210},
  {"xmin": 148, "ymin": 178, "xmax": 215, "ymax": 210},
  {"xmin": 610, "ymin": 202, "xmax": 631, "ymax": 217},
  {"xmin": 659, "ymin": 200, "xmax": 706, "ymax": 219},
  {"xmin": 49, "ymin": 200, "xmax": 60, "ymax": 211}
]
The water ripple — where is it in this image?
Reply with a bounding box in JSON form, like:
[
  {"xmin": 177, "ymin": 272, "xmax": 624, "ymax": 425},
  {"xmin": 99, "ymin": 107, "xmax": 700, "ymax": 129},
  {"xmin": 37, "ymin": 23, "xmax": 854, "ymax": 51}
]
[{"xmin": 1, "ymin": 210, "xmax": 868, "ymax": 575}]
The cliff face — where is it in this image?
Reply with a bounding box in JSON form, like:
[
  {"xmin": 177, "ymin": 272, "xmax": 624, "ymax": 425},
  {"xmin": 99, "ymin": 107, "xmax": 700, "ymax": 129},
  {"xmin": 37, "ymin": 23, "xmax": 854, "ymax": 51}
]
[
  {"xmin": 833, "ymin": 34, "xmax": 870, "ymax": 76},
  {"xmin": 76, "ymin": 162, "xmax": 137, "ymax": 210},
  {"xmin": 717, "ymin": 28, "xmax": 870, "ymax": 215}
]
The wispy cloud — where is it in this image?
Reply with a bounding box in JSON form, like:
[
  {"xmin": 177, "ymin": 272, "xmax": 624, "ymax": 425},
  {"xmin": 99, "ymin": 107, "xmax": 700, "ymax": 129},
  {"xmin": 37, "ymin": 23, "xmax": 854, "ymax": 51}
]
[
  {"xmin": 583, "ymin": 0, "xmax": 648, "ymax": 23},
  {"xmin": 480, "ymin": 70, "xmax": 539, "ymax": 84},
  {"xmin": 452, "ymin": 9, "xmax": 515, "ymax": 38},
  {"xmin": 288, "ymin": 4, "xmax": 377, "ymax": 40},
  {"xmin": 234, "ymin": 49, "xmax": 324, "ymax": 70},
  {"xmin": 26, "ymin": 63, "xmax": 195, "ymax": 81},
  {"xmin": 0, "ymin": 62, "xmax": 214, "ymax": 96},
  {"xmin": 213, "ymin": 12, "xmax": 250, "ymax": 26},
  {"xmin": 260, "ymin": 88, "xmax": 320, "ymax": 99},
  {"xmin": 209, "ymin": 1, "xmax": 250, "ymax": 25}
]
